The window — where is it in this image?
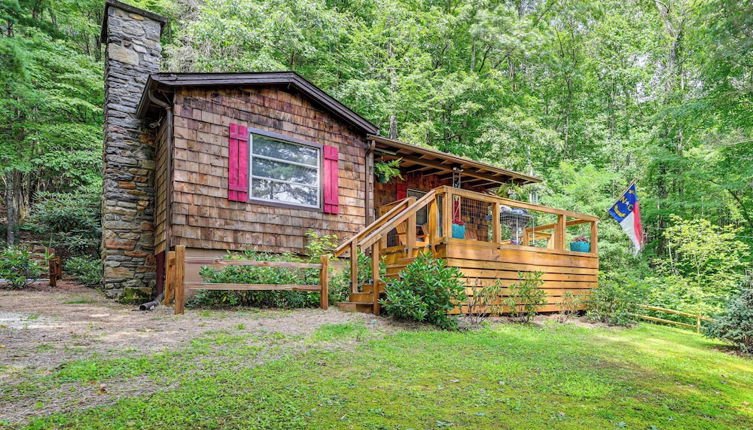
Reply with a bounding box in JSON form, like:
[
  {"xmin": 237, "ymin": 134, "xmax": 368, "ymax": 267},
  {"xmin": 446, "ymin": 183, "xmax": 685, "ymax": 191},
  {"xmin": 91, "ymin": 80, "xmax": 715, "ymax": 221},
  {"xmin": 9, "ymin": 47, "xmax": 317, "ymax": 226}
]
[
  {"xmin": 249, "ymin": 133, "xmax": 321, "ymax": 208},
  {"xmin": 407, "ymin": 189, "xmax": 428, "ymax": 226}
]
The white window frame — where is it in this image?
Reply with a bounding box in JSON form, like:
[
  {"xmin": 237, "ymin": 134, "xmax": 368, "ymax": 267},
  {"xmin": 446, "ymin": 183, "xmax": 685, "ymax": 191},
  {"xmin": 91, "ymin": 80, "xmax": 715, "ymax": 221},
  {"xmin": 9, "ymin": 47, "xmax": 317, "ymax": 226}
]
[{"xmin": 248, "ymin": 130, "xmax": 322, "ymax": 209}]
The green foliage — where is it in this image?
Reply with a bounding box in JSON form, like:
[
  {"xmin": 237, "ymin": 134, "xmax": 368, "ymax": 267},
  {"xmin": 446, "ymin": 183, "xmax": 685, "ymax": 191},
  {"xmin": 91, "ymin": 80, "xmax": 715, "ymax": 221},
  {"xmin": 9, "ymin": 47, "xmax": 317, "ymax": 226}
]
[
  {"xmin": 64, "ymin": 256, "xmax": 102, "ymax": 288},
  {"xmin": 303, "ymin": 230, "xmax": 339, "ymax": 262},
  {"xmin": 0, "ymin": 247, "xmax": 43, "ymax": 289},
  {"xmin": 382, "ymin": 252, "xmax": 465, "ymax": 330},
  {"xmin": 192, "ymin": 251, "xmax": 321, "ymax": 308},
  {"xmin": 646, "ymin": 215, "xmax": 749, "ymax": 315},
  {"xmin": 374, "ymin": 159, "xmax": 403, "ymax": 183},
  {"xmin": 26, "ymin": 190, "xmax": 101, "ymax": 257},
  {"xmin": 587, "ymin": 274, "xmax": 646, "ymax": 327},
  {"xmin": 504, "ymin": 272, "xmax": 546, "ymax": 323},
  {"xmin": 706, "ymin": 286, "xmax": 753, "ymax": 353}
]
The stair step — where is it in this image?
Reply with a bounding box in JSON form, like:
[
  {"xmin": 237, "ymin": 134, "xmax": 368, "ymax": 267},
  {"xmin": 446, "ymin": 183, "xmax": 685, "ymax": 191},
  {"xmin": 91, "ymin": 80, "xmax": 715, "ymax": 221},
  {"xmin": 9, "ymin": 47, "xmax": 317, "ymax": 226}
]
[
  {"xmin": 337, "ymin": 302, "xmax": 374, "ymax": 313},
  {"xmin": 360, "ymin": 284, "xmax": 385, "ymax": 294},
  {"xmin": 349, "ymin": 292, "xmax": 373, "ymax": 302}
]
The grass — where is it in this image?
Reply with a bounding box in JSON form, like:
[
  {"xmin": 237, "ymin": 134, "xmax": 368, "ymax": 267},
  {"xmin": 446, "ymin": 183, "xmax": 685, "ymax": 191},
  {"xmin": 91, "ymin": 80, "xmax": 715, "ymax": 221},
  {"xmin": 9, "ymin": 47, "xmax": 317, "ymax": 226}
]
[
  {"xmin": 62, "ymin": 298, "xmax": 96, "ymax": 305},
  {"xmin": 11, "ymin": 322, "xmax": 753, "ymax": 429}
]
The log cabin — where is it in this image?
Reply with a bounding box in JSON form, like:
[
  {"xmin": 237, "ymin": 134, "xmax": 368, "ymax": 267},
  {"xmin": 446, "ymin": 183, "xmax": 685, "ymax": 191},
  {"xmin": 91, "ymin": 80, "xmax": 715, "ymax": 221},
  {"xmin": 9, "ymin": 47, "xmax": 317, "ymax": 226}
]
[{"xmin": 100, "ymin": 0, "xmax": 598, "ymax": 312}]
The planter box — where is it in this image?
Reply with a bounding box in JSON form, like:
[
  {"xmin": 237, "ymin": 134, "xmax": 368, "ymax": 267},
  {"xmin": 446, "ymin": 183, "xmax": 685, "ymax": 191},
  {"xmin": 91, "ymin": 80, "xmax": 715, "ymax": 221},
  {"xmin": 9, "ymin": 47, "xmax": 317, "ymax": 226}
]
[
  {"xmin": 570, "ymin": 241, "xmax": 591, "ymax": 253},
  {"xmin": 452, "ymin": 223, "xmax": 466, "ymax": 239}
]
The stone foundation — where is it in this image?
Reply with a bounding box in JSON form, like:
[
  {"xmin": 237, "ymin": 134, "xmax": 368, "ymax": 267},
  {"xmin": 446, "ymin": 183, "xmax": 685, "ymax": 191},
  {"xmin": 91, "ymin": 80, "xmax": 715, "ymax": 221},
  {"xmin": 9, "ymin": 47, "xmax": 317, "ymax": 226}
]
[{"xmin": 101, "ymin": 1, "xmax": 166, "ymax": 299}]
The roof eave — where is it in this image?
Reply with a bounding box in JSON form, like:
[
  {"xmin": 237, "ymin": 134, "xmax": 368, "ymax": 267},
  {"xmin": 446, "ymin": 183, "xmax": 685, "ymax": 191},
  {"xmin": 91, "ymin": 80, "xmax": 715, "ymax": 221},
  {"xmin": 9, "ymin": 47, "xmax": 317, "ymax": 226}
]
[
  {"xmin": 138, "ymin": 72, "xmax": 379, "ymax": 135},
  {"xmin": 368, "ymin": 135, "xmax": 542, "ymax": 186}
]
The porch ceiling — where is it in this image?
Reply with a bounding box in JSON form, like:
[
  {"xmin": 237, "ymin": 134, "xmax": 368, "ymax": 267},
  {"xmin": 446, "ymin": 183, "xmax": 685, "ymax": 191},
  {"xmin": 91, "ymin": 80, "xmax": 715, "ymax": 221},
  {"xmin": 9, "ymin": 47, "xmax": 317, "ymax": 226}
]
[{"xmin": 369, "ymin": 135, "xmax": 541, "ymax": 189}]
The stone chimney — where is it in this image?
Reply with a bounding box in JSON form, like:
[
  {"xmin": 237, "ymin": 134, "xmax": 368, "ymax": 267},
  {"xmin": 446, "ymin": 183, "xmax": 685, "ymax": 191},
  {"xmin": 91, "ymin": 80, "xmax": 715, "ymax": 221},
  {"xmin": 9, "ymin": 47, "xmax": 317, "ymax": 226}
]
[{"xmin": 100, "ymin": 1, "xmax": 167, "ymax": 300}]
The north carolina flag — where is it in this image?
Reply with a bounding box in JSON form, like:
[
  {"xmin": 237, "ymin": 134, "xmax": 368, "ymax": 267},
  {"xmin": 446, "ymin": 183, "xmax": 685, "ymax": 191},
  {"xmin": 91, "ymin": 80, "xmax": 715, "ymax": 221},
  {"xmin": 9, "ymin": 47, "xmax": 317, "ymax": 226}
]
[{"xmin": 609, "ymin": 183, "xmax": 644, "ymax": 255}]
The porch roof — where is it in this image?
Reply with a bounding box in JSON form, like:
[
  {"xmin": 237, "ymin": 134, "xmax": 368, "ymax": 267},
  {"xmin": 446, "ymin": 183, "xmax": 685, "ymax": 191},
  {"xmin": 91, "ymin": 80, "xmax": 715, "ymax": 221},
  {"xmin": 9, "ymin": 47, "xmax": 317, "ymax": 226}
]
[{"xmin": 369, "ymin": 135, "xmax": 541, "ymax": 189}]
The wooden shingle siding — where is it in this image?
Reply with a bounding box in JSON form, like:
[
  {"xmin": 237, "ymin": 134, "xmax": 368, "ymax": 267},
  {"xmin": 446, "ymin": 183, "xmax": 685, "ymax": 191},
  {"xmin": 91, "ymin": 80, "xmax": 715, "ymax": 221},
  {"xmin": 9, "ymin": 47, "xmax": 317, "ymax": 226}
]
[
  {"xmin": 169, "ymin": 87, "xmax": 368, "ymax": 254},
  {"xmin": 154, "ymin": 118, "xmax": 169, "ymax": 254}
]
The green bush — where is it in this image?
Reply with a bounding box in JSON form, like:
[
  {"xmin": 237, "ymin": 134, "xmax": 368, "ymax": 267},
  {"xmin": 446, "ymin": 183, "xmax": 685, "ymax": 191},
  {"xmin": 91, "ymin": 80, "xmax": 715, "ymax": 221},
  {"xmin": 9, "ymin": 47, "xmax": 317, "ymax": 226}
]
[
  {"xmin": 381, "ymin": 251, "xmax": 465, "ymax": 330},
  {"xmin": 0, "ymin": 248, "xmax": 43, "ymax": 289},
  {"xmin": 504, "ymin": 272, "xmax": 546, "ymax": 323},
  {"xmin": 65, "ymin": 256, "xmax": 102, "ymax": 288},
  {"xmin": 587, "ymin": 275, "xmax": 645, "ymax": 326},
  {"xmin": 191, "ymin": 251, "xmax": 322, "ymax": 308},
  {"xmin": 26, "ymin": 190, "xmax": 101, "ymax": 257},
  {"xmin": 705, "ymin": 286, "xmax": 753, "ymax": 353}
]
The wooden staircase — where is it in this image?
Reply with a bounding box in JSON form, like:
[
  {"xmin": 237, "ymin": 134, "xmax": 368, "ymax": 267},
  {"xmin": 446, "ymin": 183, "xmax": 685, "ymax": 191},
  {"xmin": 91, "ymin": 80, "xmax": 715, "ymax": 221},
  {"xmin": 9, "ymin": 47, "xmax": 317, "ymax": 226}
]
[
  {"xmin": 333, "ymin": 190, "xmax": 439, "ymax": 314},
  {"xmin": 337, "ymin": 282, "xmax": 385, "ymax": 313}
]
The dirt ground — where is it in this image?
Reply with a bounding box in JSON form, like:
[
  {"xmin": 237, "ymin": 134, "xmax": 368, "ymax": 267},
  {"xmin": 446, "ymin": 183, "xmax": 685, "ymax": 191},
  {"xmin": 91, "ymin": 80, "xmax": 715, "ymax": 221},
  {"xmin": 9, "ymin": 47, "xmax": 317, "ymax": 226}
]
[{"xmin": 0, "ymin": 281, "xmax": 402, "ymax": 424}]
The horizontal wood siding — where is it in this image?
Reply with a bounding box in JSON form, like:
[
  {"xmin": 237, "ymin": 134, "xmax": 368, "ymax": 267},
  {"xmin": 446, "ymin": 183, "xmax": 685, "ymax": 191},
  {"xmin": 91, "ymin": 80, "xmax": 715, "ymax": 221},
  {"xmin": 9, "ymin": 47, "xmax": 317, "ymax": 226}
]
[
  {"xmin": 154, "ymin": 118, "xmax": 169, "ymax": 254},
  {"xmin": 170, "ymin": 87, "xmax": 368, "ymax": 254},
  {"xmin": 436, "ymin": 242, "xmax": 597, "ymax": 314},
  {"xmin": 382, "ymin": 241, "xmax": 598, "ymax": 314}
]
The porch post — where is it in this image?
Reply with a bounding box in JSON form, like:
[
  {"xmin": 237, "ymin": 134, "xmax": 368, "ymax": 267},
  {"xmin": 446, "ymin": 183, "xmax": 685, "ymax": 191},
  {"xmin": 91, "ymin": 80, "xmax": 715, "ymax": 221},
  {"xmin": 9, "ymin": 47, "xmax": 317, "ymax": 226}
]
[
  {"xmin": 590, "ymin": 220, "xmax": 598, "ymax": 255},
  {"xmin": 443, "ymin": 188, "xmax": 452, "ymax": 240},
  {"xmin": 371, "ymin": 243, "xmax": 381, "ymax": 315},
  {"xmin": 555, "ymin": 214, "xmax": 565, "ymax": 251},
  {"xmin": 350, "ymin": 241, "xmax": 358, "ymax": 294}
]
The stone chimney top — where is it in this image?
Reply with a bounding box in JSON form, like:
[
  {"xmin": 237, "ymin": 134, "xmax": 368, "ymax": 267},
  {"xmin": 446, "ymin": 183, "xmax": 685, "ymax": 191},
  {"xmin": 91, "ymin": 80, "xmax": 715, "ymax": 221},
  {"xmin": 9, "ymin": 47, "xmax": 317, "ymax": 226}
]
[{"xmin": 100, "ymin": 0, "xmax": 167, "ymax": 43}]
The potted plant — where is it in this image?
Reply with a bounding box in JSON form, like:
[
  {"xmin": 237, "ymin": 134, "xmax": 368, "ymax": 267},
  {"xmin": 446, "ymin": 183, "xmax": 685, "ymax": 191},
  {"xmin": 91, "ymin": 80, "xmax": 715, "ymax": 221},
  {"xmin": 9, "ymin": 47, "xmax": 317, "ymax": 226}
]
[
  {"xmin": 375, "ymin": 159, "xmax": 403, "ymax": 184},
  {"xmin": 570, "ymin": 235, "xmax": 590, "ymax": 252}
]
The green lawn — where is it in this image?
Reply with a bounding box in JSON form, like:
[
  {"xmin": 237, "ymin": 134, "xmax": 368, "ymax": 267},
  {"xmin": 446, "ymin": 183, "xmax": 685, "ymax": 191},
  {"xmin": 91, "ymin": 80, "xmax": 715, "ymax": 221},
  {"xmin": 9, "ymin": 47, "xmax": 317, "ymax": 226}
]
[{"xmin": 14, "ymin": 321, "xmax": 753, "ymax": 429}]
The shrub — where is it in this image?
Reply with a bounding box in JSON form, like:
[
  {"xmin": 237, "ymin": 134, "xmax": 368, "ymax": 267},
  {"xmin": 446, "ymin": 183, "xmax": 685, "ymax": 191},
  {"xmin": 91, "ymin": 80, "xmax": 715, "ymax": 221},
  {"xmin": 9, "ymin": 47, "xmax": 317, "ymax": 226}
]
[
  {"xmin": 705, "ymin": 287, "xmax": 753, "ymax": 353},
  {"xmin": 0, "ymin": 248, "xmax": 43, "ymax": 289},
  {"xmin": 192, "ymin": 251, "xmax": 322, "ymax": 308},
  {"xmin": 587, "ymin": 275, "xmax": 644, "ymax": 326},
  {"xmin": 558, "ymin": 290, "xmax": 583, "ymax": 323},
  {"xmin": 65, "ymin": 256, "xmax": 102, "ymax": 288},
  {"xmin": 504, "ymin": 272, "xmax": 546, "ymax": 323},
  {"xmin": 26, "ymin": 190, "xmax": 101, "ymax": 258},
  {"xmin": 381, "ymin": 251, "xmax": 465, "ymax": 330}
]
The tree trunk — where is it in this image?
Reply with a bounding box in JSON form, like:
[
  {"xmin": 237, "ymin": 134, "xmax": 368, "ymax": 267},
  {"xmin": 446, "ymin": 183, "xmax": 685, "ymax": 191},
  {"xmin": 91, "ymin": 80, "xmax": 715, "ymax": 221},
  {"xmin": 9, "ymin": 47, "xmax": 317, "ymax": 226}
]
[{"xmin": 5, "ymin": 170, "xmax": 18, "ymax": 245}]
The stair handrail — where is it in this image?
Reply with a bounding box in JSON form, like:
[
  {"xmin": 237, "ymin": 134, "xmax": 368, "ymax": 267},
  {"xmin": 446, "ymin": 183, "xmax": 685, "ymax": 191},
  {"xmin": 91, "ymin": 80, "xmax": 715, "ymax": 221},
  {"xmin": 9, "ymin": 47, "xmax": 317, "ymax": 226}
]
[
  {"xmin": 358, "ymin": 189, "xmax": 438, "ymax": 250},
  {"xmin": 333, "ymin": 197, "xmax": 411, "ymax": 257}
]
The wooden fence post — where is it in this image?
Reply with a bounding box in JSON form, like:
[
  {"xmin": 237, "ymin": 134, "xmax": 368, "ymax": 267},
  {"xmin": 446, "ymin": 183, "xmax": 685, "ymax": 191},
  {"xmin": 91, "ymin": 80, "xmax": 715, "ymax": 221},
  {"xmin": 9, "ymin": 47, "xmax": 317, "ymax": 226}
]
[
  {"xmin": 696, "ymin": 315, "xmax": 701, "ymax": 334},
  {"xmin": 49, "ymin": 256, "xmax": 61, "ymax": 287},
  {"xmin": 174, "ymin": 245, "xmax": 186, "ymax": 315},
  {"xmin": 371, "ymin": 243, "xmax": 380, "ymax": 315},
  {"xmin": 320, "ymin": 254, "xmax": 329, "ymax": 310}
]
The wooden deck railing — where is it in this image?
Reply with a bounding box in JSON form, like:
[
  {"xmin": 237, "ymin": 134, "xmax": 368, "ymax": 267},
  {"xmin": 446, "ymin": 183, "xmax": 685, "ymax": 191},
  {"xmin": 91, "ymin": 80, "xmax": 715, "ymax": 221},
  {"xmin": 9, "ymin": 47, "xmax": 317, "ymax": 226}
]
[
  {"xmin": 334, "ymin": 185, "xmax": 599, "ymax": 314},
  {"xmin": 164, "ymin": 245, "xmax": 330, "ymax": 315},
  {"xmin": 634, "ymin": 304, "xmax": 715, "ymax": 333}
]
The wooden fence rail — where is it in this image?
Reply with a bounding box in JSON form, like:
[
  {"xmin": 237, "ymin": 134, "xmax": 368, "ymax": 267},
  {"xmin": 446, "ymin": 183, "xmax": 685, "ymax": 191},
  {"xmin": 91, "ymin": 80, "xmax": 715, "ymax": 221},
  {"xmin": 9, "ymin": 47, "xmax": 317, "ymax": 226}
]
[
  {"xmin": 633, "ymin": 304, "xmax": 715, "ymax": 333},
  {"xmin": 164, "ymin": 245, "xmax": 330, "ymax": 315}
]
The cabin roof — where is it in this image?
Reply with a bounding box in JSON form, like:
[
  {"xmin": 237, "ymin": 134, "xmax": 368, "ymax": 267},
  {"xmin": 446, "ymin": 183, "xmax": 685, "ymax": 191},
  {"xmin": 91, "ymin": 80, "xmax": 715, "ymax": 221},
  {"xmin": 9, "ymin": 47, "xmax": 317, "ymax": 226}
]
[
  {"xmin": 369, "ymin": 135, "xmax": 541, "ymax": 188},
  {"xmin": 136, "ymin": 72, "xmax": 379, "ymax": 135}
]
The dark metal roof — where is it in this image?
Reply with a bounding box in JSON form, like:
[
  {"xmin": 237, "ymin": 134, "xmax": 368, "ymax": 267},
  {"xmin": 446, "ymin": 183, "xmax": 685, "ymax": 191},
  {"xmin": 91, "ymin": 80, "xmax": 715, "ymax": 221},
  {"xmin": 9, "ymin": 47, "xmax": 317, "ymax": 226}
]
[
  {"xmin": 100, "ymin": 0, "xmax": 168, "ymax": 43},
  {"xmin": 370, "ymin": 135, "xmax": 541, "ymax": 188},
  {"xmin": 137, "ymin": 72, "xmax": 380, "ymax": 135}
]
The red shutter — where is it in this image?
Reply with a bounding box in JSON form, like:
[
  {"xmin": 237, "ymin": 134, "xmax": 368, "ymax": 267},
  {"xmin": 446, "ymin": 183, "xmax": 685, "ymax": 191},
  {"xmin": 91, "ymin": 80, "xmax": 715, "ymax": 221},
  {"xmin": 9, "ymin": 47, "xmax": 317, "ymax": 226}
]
[
  {"xmin": 323, "ymin": 145, "xmax": 339, "ymax": 214},
  {"xmin": 228, "ymin": 123, "xmax": 249, "ymax": 201},
  {"xmin": 396, "ymin": 183, "xmax": 407, "ymax": 200}
]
